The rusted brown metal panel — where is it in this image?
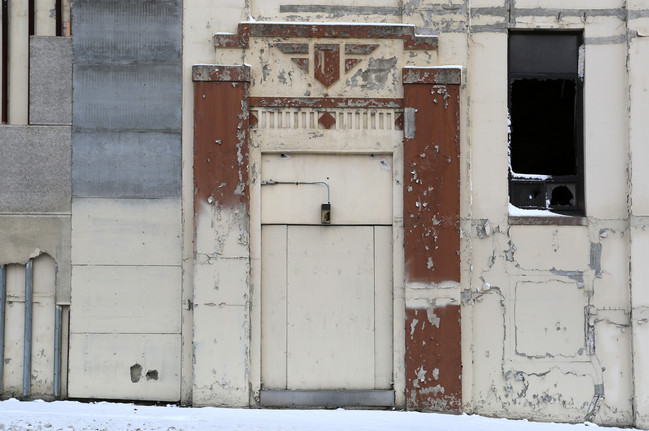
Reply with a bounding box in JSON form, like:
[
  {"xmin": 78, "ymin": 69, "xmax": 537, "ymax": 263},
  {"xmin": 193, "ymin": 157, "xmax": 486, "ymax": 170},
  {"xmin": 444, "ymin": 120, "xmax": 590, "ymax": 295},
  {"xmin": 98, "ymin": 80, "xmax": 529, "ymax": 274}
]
[
  {"xmin": 193, "ymin": 74, "xmax": 249, "ymax": 215},
  {"xmin": 248, "ymin": 97, "xmax": 403, "ymax": 109},
  {"xmin": 403, "ymin": 82, "xmax": 460, "ymax": 284},
  {"xmin": 405, "ymin": 306, "xmax": 462, "ymax": 412},
  {"xmin": 402, "ymin": 71, "xmax": 461, "ymax": 413},
  {"xmin": 213, "ymin": 22, "xmax": 438, "ymax": 51}
]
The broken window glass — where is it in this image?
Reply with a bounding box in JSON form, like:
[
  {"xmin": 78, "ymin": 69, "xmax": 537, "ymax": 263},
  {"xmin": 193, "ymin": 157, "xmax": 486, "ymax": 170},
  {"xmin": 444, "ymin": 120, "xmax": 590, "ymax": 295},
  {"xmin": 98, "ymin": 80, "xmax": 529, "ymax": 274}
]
[{"xmin": 508, "ymin": 31, "xmax": 584, "ymax": 215}]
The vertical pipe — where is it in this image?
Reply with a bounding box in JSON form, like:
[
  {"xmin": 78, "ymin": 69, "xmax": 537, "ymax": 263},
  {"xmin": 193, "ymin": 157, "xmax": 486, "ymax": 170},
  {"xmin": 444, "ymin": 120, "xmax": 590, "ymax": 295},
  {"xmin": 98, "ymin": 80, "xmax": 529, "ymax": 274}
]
[
  {"xmin": 53, "ymin": 305, "xmax": 62, "ymax": 397},
  {"xmin": 55, "ymin": 0, "xmax": 62, "ymax": 36},
  {"xmin": 23, "ymin": 259, "xmax": 33, "ymax": 397},
  {"xmin": 28, "ymin": 0, "xmax": 34, "ymax": 36},
  {"xmin": 0, "ymin": 265, "xmax": 6, "ymax": 393},
  {"xmin": 1, "ymin": 0, "xmax": 8, "ymax": 123}
]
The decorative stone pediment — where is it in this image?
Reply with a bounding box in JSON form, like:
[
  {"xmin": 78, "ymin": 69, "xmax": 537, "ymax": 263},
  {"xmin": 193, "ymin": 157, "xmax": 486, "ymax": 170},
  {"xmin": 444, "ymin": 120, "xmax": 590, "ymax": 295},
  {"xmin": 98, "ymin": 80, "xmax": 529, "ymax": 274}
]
[{"xmin": 214, "ymin": 22, "xmax": 438, "ymax": 98}]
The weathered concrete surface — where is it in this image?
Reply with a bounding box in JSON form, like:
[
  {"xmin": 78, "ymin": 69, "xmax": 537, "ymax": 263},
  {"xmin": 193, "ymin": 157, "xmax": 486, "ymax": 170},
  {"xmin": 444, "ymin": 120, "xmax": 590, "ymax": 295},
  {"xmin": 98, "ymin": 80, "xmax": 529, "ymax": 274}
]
[
  {"xmin": 71, "ymin": 198, "xmax": 181, "ymax": 267},
  {"xmin": 0, "ymin": 126, "xmax": 71, "ymax": 213},
  {"xmin": 182, "ymin": 0, "xmax": 248, "ymax": 405},
  {"xmin": 70, "ymin": 265, "xmax": 182, "ymax": 334},
  {"xmin": 72, "ymin": 0, "xmax": 182, "ymax": 199},
  {"xmin": 1, "ymin": 256, "xmax": 59, "ymax": 397},
  {"xmin": 192, "ymin": 68, "xmax": 251, "ymax": 407},
  {"xmin": 73, "ymin": 64, "xmax": 181, "ymax": 134},
  {"xmin": 406, "ymin": 306, "xmax": 461, "ymax": 411},
  {"xmin": 72, "ymin": 132, "xmax": 181, "ymax": 198},
  {"xmin": 29, "ymin": 36, "xmax": 72, "ymax": 125},
  {"xmin": 0, "ymin": 216, "xmax": 71, "ymax": 303},
  {"xmin": 72, "ymin": 0, "xmax": 182, "ymax": 65},
  {"xmin": 67, "ymin": 333, "xmax": 181, "ymax": 401}
]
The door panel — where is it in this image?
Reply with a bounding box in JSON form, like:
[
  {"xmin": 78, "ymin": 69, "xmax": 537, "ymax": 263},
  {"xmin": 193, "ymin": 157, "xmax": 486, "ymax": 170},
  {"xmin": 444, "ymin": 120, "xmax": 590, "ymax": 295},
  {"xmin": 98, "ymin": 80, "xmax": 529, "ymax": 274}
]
[
  {"xmin": 261, "ymin": 225, "xmax": 392, "ymax": 390},
  {"xmin": 287, "ymin": 225, "xmax": 375, "ymax": 389}
]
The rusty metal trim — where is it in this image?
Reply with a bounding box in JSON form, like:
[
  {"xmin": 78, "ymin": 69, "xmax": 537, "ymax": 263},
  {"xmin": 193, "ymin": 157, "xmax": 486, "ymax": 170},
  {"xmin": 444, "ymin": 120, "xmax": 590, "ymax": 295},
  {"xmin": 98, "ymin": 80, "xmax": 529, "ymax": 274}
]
[
  {"xmin": 508, "ymin": 215, "xmax": 587, "ymax": 226},
  {"xmin": 403, "ymin": 67, "xmax": 462, "ymax": 85},
  {"xmin": 214, "ymin": 22, "xmax": 438, "ymax": 51},
  {"xmin": 192, "ymin": 64, "xmax": 251, "ymax": 82},
  {"xmin": 249, "ymin": 97, "xmax": 404, "ymax": 109}
]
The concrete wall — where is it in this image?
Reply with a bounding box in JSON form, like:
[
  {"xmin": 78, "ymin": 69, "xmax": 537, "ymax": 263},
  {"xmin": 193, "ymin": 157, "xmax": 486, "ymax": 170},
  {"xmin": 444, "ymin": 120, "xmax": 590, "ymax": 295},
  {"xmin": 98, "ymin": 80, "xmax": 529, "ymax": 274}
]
[
  {"xmin": 189, "ymin": 0, "xmax": 647, "ymax": 427},
  {"xmin": 463, "ymin": 2, "xmax": 634, "ymax": 426},
  {"xmin": 1, "ymin": 35, "xmax": 72, "ymax": 399},
  {"xmin": 2, "ymin": 0, "xmax": 646, "ymax": 427},
  {"xmin": 68, "ymin": 0, "xmax": 183, "ymax": 402}
]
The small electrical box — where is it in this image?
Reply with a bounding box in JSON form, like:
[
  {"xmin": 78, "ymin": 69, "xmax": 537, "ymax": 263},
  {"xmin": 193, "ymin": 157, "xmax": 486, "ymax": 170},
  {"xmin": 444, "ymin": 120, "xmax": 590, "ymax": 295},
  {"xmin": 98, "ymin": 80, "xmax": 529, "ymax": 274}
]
[{"xmin": 321, "ymin": 203, "xmax": 331, "ymax": 224}]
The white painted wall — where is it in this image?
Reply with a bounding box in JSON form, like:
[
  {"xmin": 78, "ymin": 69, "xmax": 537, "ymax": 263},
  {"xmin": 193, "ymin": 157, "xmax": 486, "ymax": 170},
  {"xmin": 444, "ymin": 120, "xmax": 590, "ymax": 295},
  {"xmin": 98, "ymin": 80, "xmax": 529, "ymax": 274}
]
[{"xmin": 178, "ymin": 0, "xmax": 646, "ymax": 426}]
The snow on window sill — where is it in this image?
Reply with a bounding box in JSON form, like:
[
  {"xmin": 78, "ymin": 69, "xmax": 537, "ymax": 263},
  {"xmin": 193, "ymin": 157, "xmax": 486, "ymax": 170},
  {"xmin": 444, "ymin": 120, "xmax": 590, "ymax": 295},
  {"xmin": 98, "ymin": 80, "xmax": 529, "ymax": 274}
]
[{"xmin": 508, "ymin": 203, "xmax": 586, "ymax": 226}]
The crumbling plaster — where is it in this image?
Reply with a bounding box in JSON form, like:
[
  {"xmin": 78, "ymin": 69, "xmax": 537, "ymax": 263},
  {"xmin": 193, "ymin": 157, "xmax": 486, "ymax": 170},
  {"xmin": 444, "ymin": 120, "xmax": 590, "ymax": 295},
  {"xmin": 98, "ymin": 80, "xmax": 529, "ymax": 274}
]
[{"xmin": 181, "ymin": 0, "xmax": 647, "ymax": 426}]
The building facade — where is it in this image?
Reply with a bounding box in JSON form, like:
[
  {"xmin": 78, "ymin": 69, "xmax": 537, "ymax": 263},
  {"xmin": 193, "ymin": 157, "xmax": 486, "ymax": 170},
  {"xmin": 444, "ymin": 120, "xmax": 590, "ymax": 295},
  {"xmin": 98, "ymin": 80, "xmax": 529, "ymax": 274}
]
[{"xmin": 1, "ymin": 0, "xmax": 649, "ymax": 428}]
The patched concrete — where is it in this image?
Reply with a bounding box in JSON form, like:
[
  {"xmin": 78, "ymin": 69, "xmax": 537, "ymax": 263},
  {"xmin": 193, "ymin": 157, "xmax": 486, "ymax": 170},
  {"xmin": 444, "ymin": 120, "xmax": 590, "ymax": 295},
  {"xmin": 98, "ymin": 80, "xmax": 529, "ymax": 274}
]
[
  {"xmin": 72, "ymin": 131, "xmax": 181, "ymax": 198},
  {"xmin": 0, "ymin": 126, "xmax": 71, "ymax": 213},
  {"xmin": 29, "ymin": 36, "xmax": 72, "ymax": 125},
  {"xmin": 71, "ymin": 198, "xmax": 181, "ymax": 266},
  {"xmin": 0, "ymin": 215, "xmax": 71, "ymax": 302}
]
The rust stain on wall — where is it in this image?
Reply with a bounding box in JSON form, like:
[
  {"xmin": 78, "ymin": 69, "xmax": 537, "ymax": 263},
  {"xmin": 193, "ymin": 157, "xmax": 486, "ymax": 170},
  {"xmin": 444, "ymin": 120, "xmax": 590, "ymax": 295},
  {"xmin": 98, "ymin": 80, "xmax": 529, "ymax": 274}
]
[
  {"xmin": 213, "ymin": 22, "xmax": 438, "ymax": 51},
  {"xmin": 403, "ymin": 77, "xmax": 461, "ymax": 284},
  {"xmin": 406, "ymin": 306, "xmax": 462, "ymax": 412},
  {"xmin": 193, "ymin": 65, "xmax": 250, "ymax": 215},
  {"xmin": 402, "ymin": 68, "xmax": 462, "ymax": 413},
  {"xmin": 248, "ymin": 97, "xmax": 403, "ymax": 108}
]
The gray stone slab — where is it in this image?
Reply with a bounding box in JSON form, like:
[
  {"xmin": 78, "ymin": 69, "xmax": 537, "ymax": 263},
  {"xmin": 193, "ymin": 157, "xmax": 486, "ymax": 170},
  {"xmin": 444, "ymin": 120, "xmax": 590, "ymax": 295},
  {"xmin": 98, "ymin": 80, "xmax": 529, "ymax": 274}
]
[
  {"xmin": 0, "ymin": 215, "xmax": 71, "ymax": 303},
  {"xmin": 260, "ymin": 390, "xmax": 395, "ymax": 408},
  {"xmin": 0, "ymin": 126, "xmax": 72, "ymax": 213},
  {"xmin": 72, "ymin": 0, "xmax": 181, "ymax": 65},
  {"xmin": 73, "ymin": 64, "xmax": 181, "ymax": 133},
  {"xmin": 29, "ymin": 37, "xmax": 72, "ymax": 125},
  {"xmin": 72, "ymin": 131, "xmax": 181, "ymax": 198}
]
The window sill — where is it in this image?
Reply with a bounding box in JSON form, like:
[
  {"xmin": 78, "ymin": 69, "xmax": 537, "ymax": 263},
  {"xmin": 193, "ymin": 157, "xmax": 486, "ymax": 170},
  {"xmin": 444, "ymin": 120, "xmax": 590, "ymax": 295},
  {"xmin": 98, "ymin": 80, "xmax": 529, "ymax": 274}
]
[{"xmin": 508, "ymin": 215, "xmax": 587, "ymax": 226}]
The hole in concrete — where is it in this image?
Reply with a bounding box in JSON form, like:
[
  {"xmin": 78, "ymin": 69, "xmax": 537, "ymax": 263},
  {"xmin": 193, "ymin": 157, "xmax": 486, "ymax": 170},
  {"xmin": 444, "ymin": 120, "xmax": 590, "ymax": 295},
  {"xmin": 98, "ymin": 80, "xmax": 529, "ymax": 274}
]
[
  {"xmin": 146, "ymin": 370, "xmax": 159, "ymax": 381},
  {"xmin": 130, "ymin": 364, "xmax": 142, "ymax": 383}
]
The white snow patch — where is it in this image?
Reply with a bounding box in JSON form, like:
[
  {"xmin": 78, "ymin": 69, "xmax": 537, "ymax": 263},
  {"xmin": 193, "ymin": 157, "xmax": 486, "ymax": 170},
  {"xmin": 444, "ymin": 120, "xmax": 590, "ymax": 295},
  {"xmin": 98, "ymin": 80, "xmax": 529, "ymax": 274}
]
[
  {"xmin": 509, "ymin": 203, "xmax": 569, "ymax": 217},
  {"xmin": 0, "ymin": 398, "xmax": 640, "ymax": 431}
]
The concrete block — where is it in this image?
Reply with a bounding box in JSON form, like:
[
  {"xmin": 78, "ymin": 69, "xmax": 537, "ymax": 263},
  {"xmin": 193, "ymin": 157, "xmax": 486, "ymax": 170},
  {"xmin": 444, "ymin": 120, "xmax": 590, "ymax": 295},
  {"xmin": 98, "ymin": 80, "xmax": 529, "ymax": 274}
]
[
  {"xmin": 468, "ymin": 33, "xmax": 509, "ymax": 220},
  {"xmin": 67, "ymin": 333, "xmax": 181, "ymax": 402},
  {"xmin": 594, "ymin": 311, "xmax": 633, "ymax": 425},
  {"xmin": 193, "ymin": 305, "xmax": 249, "ymax": 407},
  {"xmin": 0, "ymin": 126, "xmax": 71, "ymax": 213},
  {"xmin": 71, "ymin": 265, "xmax": 181, "ymax": 334},
  {"xmin": 72, "ymin": 0, "xmax": 181, "ymax": 65},
  {"xmin": 629, "ymin": 31, "xmax": 649, "ymax": 216},
  {"xmin": 194, "ymin": 258, "xmax": 249, "ymax": 307},
  {"xmin": 73, "ymin": 64, "xmax": 181, "ymax": 133},
  {"xmin": 509, "ymin": 225, "xmax": 590, "ymax": 271},
  {"xmin": 72, "ymin": 131, "xmax": 181, "ymax": 198},
  {"xmin": 29, "ymin": 36, "xmax": 72, "ymax": 125},
  {"xmin": 632, "ymin": 306, "xmax": 649, "ymax": 428},
  {"xmin": 631, "ymin": 223, "xmax": 649, "ymax": 307},
  {"xmin": 0, "ymin": 215, "xmax": 71, "ymax": 303},
  {"xmin": 71, "ymin": 198, "xmax": 181, "ymax": 266},
  {"xmin": 260, "ymin": 153, "xmax": 393, "ymax": 225},
  {"xmin": 515, "ymin": 279, "xmax": 586, "ymax": 357},
  {"xmin": 584, "ymin": 43, "xmax": 628, "ymax": 219},
  {"xmin": 592, "ymin": 229, "xmax": 630, "ymax": 310},
  {"xmin": 195, "ymin": 202, "xmax": 250, "ymax": 258}
]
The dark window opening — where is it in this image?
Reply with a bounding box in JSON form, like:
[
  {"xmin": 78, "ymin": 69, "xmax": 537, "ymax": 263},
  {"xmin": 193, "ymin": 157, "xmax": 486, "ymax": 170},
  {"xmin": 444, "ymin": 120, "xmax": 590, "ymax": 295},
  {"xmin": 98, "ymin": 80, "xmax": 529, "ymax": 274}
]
[{"xmin": 508, "ymin": 31, "xmax": 584, "ymax": 215}]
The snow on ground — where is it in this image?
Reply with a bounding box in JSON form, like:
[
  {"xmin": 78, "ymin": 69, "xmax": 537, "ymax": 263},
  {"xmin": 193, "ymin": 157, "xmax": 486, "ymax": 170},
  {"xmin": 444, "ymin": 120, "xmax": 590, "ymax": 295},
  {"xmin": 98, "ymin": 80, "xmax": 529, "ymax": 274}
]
[{"xmin": 0, "ymin": 399, "xmax": 640, "ymax": 431}]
